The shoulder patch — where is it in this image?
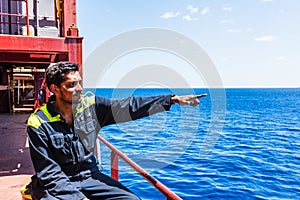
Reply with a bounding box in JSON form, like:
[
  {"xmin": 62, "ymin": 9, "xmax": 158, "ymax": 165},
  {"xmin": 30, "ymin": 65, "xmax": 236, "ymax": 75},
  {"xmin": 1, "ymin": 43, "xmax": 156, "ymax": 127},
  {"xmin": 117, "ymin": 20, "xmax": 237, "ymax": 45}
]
[{"xmin": 27, "ymin": 113, "xmax": 44, "ymax": 129}]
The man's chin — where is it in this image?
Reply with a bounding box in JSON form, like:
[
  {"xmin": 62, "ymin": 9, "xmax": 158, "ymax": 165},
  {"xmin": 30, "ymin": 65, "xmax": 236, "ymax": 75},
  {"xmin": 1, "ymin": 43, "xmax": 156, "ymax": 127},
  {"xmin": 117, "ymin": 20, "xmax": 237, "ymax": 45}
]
[{"xmin": 72, "ymin": 94, "xmax": 83, "ymax": 103}]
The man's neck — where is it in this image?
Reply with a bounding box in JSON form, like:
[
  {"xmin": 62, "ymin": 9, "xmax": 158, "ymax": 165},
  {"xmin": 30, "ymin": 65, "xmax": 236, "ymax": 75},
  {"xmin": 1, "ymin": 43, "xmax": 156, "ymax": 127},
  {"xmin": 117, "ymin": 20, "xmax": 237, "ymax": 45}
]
[{"xmin": 53, "ymin": 99, "xmax": 73, "ymax": 125}]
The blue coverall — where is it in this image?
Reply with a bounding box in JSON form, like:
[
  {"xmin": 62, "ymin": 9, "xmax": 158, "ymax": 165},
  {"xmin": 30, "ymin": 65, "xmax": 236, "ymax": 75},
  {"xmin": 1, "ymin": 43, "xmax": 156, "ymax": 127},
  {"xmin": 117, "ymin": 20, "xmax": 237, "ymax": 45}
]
[{"xmin": 27, "ymin": 94, "xmax": 173, "ymax": 200}]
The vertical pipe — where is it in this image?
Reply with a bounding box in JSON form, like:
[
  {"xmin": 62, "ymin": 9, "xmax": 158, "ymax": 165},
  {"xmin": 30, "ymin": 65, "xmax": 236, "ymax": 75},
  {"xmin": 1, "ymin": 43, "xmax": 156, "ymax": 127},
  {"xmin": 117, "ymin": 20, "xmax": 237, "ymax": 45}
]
[
  {"xmin": 26, "ymin": 0, "xmax": 29, "ymax": 35},
  {"xmin": 55, "ymin": 0, "xmax": 61, "ymax": 36},
  {"xmin": 10, "ymin": 70, "xmax": 15, "ymax": 112},
  {"xmin": 8, "ymin": 0, "xmax": 11, "ymax": 34},
  {"xmin": 66, "ymin": 36, "xmax": 83, "ymax": 75},
  {"xmin": 0, "ymin": 0, "xmax": 3, "ymax": 34},
  {"xmin": 17, "ymin": 79, "xmax": 20, "ymax": 105},
  {"xmin": 22, "ymin": 80, "xmax": 25, "ymax": 93},
  {"xmin": 35, "ymin": 0, "xmax": 39, "ymax": 36},
  {"xmin": 8, "ymin": 73, "xmax": 11, "ymax": 113},
  {"xmin": 16, "ymin": 0, "xmax": 19, "ymax": 35},
  {"xmin": 60, "ymin": 0, "xmax": 63, "ymax": 37},
  {"xmin": 111, "ymin": 151, "xmax": 119, "ymax": 181},
  {"xmin": 11, "ymin": 0, "xmax": 18, "ymax": 35}
]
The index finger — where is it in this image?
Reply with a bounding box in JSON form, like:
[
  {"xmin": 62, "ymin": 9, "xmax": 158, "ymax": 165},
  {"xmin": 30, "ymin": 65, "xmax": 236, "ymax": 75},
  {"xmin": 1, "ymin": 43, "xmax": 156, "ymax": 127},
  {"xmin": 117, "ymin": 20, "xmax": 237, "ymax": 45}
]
[{"xmin": 196, "ymin": 94, "xmax": 208, "ymax": 98}]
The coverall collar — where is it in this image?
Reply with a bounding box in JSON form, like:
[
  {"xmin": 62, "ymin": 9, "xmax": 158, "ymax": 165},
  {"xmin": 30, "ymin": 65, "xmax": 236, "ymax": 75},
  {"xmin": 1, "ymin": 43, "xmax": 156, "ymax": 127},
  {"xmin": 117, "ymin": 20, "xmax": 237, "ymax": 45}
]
[{"xmin": 46, "ymin": 95, "xmax": 61, "ymax": 118}]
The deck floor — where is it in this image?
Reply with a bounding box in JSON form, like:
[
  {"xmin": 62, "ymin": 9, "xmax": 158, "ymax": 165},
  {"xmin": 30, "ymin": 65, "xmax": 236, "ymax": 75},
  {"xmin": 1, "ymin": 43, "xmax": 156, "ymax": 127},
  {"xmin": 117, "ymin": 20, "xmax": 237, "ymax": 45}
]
[{"xmin": 0, "ymin": 113, "xmax": 34, "ymax": 200}]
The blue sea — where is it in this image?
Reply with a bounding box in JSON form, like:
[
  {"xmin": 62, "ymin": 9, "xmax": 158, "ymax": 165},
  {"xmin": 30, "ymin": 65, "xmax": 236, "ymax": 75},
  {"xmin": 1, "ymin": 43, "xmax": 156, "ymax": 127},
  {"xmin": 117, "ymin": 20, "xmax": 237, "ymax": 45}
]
[{"xmin": 91, "ymin": 88, "xmax": 300, "ymax": 200}]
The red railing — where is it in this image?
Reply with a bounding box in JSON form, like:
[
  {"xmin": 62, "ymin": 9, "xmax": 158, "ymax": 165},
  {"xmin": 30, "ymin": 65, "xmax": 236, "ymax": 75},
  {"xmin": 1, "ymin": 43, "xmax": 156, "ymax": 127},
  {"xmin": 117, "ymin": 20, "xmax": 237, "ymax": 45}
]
[
  {"xmin": 97, "ymin": 135, "xmax": 182, "ymax": 200},
  {"xmin": 0, "ymin": 0, "xmax": 30, "ymax": 36}
]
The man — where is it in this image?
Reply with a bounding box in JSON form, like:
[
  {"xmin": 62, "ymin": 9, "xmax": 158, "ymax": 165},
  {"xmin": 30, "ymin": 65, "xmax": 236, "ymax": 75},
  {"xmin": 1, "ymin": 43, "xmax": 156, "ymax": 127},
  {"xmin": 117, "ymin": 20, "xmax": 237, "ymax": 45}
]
[{"xmin": 27, "ymin": 61, "xmax": 206, "ymax": 200}]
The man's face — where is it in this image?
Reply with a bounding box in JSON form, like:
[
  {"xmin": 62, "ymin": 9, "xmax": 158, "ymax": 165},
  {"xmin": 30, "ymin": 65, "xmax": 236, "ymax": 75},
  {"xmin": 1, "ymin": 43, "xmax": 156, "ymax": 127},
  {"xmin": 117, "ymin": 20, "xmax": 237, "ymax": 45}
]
[{"xmin": 56, "ymin": 71, "xmax": 83, "ymax": 104}]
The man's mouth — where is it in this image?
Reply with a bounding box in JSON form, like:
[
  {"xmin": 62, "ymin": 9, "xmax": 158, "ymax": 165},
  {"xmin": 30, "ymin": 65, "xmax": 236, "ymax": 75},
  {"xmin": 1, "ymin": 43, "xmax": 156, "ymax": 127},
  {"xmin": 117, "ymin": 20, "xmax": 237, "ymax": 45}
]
[{"xmin": 73, "ymin": 93, "xmax": 83, "ymax": 99}]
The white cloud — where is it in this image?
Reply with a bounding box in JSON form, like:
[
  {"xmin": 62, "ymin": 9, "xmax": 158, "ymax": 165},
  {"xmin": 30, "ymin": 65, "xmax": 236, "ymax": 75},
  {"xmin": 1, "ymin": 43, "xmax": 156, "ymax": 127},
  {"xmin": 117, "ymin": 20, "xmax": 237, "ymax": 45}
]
[
  {"xmin": 227, "ymin": 29, "xmax": 242, "ymax": 33},
  {"xmin": 223, "ymin": 6, "xmax": 232, "ymax": 12},
  {"xmin": 160, "ymin": 11, "xmax": 180, "ymax": 19},
  {"xmin": 226, "ymin": 28, "xmax": 254, "ymax": 33},
  {"xmin": 183, "ymin": 15, "xmax": 192, "ymax": 21},
  {"xmin": 221, "ymin": 19, "xmax": 232, "ymax": 24},
  {"xmin": 254, "ymin": 35, "xmax": 277, "ymax": 42},
  {"xmin": 201, "ymin": 6, "xmax": 210, "ymax": 15},
  {"xmin": 262, "ymin": 0, "xmax": 273, "ymax": 2},
  {"xmin": 186, "ymin": 5, "xmax": 199, "ymax": 15}
]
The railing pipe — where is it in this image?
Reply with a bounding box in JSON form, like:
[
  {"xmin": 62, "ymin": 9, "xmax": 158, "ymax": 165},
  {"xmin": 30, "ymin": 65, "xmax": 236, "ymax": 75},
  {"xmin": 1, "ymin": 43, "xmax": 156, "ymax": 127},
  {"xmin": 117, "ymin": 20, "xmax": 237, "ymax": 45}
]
[
  {"xmin": 97, "ymin": 135, "xmax": 182, "ymax": 200},
  {"xmin": 0, "ymin": 13, "xmax": 24, "ymax": 17},
  {"xmin": 25, "ymin": 0, "xmax": 29, "ymax": 36}
]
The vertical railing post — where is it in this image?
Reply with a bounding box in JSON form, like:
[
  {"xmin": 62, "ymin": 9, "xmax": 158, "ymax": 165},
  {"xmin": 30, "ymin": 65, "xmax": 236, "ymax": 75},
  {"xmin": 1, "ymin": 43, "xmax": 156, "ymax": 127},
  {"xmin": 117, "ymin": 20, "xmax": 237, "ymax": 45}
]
[
  {"xmin": 25, "ymin": 0, "xmax": 29, "ymax": 36},
  {"xmin": 111, "ymin": 151, "xmax": 119, "ymax": 181}
]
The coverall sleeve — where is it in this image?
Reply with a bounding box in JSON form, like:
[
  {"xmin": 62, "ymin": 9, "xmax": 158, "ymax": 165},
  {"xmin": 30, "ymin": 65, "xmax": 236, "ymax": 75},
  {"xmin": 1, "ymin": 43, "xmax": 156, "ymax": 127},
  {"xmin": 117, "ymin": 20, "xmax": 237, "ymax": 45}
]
[
  {"xmin": 27, "ymin": 118, "xmax": 86, "ymax": 200},
  {"xmin": 95, "ymin": 95, "xmax": 173, "ymax": 127}
]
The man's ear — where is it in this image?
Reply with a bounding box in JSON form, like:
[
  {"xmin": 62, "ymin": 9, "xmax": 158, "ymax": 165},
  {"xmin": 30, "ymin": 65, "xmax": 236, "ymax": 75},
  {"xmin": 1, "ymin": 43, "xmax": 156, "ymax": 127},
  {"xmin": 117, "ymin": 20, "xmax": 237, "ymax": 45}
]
[{"xmin": 50, "ymin": 84, "xmax": 59, "ymax": 94}]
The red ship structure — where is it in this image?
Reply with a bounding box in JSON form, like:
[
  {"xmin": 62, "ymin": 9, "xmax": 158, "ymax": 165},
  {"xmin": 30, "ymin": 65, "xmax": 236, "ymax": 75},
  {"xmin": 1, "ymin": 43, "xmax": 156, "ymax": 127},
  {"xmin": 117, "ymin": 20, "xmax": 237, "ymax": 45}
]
[{"xmin": 0, "ymin": 0, "xmax": 82, "ymax": 113}]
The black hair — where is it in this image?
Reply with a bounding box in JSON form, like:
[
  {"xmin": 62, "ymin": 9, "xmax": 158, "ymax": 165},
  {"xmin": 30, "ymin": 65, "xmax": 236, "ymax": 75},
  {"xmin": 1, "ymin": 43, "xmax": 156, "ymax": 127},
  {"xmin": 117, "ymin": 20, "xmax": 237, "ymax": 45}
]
[{"xmin": 46, "ymin": 61, "xmax": 79, "ymax": 91}]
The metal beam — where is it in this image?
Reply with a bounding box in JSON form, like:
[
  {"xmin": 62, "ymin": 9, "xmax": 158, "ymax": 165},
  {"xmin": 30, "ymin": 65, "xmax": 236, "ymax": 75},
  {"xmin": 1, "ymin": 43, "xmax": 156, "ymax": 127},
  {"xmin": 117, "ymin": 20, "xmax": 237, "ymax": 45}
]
[{"xmin": 0, "ymin": 35, "xmax": 68, "ymax": 53}]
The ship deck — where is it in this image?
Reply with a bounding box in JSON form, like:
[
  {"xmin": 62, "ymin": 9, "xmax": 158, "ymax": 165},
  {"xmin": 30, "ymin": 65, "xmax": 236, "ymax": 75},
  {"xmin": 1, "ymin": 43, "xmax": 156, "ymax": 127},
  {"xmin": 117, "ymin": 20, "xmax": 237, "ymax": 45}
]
[{"xmin": 0, "ymin": 113, "xmax": 34, "ymax": 200}]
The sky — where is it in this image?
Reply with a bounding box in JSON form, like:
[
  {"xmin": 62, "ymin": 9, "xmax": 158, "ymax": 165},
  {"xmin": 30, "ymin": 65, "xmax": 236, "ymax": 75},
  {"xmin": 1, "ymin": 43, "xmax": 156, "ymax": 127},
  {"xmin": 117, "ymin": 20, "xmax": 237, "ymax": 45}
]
[{"xmin": 77, "ymin": 0, "xmax": 300, "ymax": 88}]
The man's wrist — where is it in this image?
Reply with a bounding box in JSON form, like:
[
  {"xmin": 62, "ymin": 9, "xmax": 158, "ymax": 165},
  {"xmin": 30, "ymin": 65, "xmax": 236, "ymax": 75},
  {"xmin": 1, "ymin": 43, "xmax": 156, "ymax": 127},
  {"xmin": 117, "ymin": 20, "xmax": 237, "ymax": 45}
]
[{"xmin": 171, "ymin": 95, "xmax": 179, "ymax": 104}]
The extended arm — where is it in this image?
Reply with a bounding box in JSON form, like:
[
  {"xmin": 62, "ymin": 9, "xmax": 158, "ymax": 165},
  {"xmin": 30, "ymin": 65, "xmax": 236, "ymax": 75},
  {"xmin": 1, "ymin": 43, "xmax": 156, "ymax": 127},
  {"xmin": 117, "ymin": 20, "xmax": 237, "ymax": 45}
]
[
  {"xmin": 94, "ymin": 94, "xmax": 207, "ymax": 127},
  {"xmin": 95, "ymin": 95, "xmax": 173, "ymax": 126}
]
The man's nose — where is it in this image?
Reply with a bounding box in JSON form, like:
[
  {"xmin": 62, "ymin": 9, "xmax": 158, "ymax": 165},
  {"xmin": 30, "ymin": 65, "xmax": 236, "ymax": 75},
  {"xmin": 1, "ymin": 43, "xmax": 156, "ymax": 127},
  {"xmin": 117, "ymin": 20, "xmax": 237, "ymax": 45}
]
[{"xmin": 75, "ymin": 82, "xmax": 83, "ymax": 92}]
